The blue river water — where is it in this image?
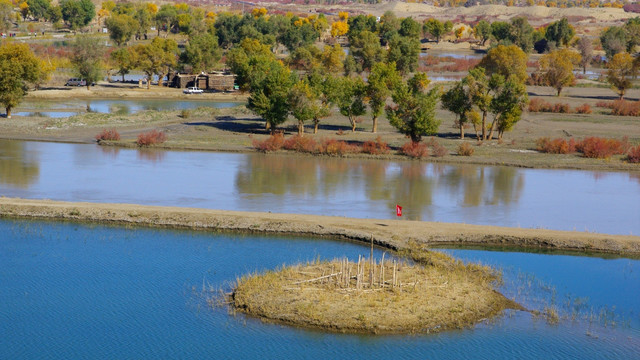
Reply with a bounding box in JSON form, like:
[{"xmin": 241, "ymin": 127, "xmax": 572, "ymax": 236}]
[
  {"xmin": 1, "ymin": 140, "xmax": 639, "ymax": 235},
  {"xmin": 1, "ymin": 219, "xmax": 638, "ymax": 359}
]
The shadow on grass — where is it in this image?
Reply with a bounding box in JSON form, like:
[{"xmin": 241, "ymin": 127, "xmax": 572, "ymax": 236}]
[{"xmin": 185, "ymin": 116, "xmax": 269, "ymax": 134}]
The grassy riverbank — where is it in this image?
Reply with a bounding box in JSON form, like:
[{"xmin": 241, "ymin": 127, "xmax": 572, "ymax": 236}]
[
  {"xmin": 232, "ymin": 248, "xmax": 522, "ymax": 334},
  {"xmin": 1, "ymin": 198, "xmax": 638, "ymax": 256},
  {"xmin": 3, "ymin": 84, "xmax": 639, "ymax": 172}
]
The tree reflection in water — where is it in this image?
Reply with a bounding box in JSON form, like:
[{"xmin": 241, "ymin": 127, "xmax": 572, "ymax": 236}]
[{"xmin": 0, "ymin": 141, "xmax": 39, "ymax": 188}]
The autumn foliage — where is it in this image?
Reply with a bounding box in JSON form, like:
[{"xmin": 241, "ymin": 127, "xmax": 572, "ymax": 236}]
[
  {"xmin": 136, "ymin": 130, "xmax": 167, "ymax": 146},
  {"xmin": 95, "ymin": 128, "xmax": 120, "ymax": 141},
  {"xmin": 401, "ymin": 141, "xmax": 429, "ymax": 158},
  {"xmin": 575, "ymin": 137, "xmax": 629, "ymax": 159},
  {"xmin": 362, "ymin": 137, "xmax": 390, "ymax": 155}
]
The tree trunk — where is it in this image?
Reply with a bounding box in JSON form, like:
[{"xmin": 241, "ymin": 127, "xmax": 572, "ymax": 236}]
[
  {"xmin": 265, "ymin": 121, "xmax": 271, "ymax": 131},
  {"xmin": 6, "ymin": 106, "xmax": 11, "ymax": 119},
  {"xmin": 583, "ymin": 65, "xmax": 586, "ymax": 75},
  {"xmin": 487, "ymin": 117, "xmax": 497, "ymax": 141},
  {"xmin": 86, "ymin": 83, "xmax": 91, "ymax": 90},
  {"xmin": 481, "ymin": 111, "xmax": 487, "ymax": 141},
  {"xmin": 473, "ymin": 122, "xmax": 480, "ymax": 139},
  {"xmin": 314, "ymin": 118, "xmax": 319, "ymax": 134},
  {"xmin": 298, "ymin": 121, "xmax": 304, "ymax": 136},
  {"xmin": 372, "ymin": 116, "xmax": 378, "ymax": 133},
  {"xmin": 122, "ymin": 73, "xmax": 125, "ymax": 82},
  {"xmin": 556, "ymin": 87, "xmax": 562, "ymax": 97},
  {"xmin": 460, "ymin": 122, "xmax": 465, "ymax": 139}
]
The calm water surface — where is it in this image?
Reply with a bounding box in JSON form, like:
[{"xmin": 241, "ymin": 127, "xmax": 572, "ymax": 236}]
[
  {"xmin": 14, "ymin": 99, "xmax": 244, "ymax": 117},
  {"xmin": 1, "ymin": 140, "xmax": 639, "ymax": 234},
  {"xmin": 1, "ymin": 219, "xmax": 638, "ymax": 359}
]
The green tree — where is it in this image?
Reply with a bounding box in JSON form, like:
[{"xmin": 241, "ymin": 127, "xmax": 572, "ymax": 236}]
[
  {"xmin": 367, "ymin": 61, "xmax": 401, "ymax": 133},
  {"xmin": 477, "ymin": 44, "xmax": 528, "ymax": 84},
  {"xmin": 306, "ymin": 70, "xmax": 334, "ymax": 134},
  {"xmin": 105, "ymin": 13, "xmax": 138, "ymax": 46},
  {"xmin": 133, "ymin": 38, "xmax": 177, "ymax": 89},
  {"xmin": 386, "ymin": 73, "xmax": 440, "ymax": 143},
  {"xmin": 473, "ymin": 20, "xmax": 491, "ymax": 46},
  {"xmin": 287, "ymin": 44, "xmax": 321, "ymax": 72},
  {"xmin": 387, "ymin": 34, "xmax": 420, "ymax": 75},
  {"xmin": 288, "ymin": 80, "xmax": 316, "ymax": 136},
  {"xmin": 70, "ymin": 36, "xmax": 103, "ymax": 90},
  {"xmin": 111, "ymin": 47, "xmax": 137, "ymax": 82},
  {"xmin": 320, "ymin": 44, "xmax": 345, "ymax": 73},
  {"xmin": 606, "ymin": 52, "xmax": 636, "ymax": 100},
  {"xmin": 45, "ymin": 4, "xmax": 62, "ymax": 24},
  {"xmin": 133, "ymin": 5, "xmax": 152, "ymax": 39},
  {"xmin": 154, "ymin": 4, "xmax": 177, "ymax": 36},
  {"xmin": 464, "ymin": 67, "xmax": 493, "ymax": 141},
  {"xmin": 0, "ymin": 0, "xmax": 12, "ymax": 33},
  {"xmin": 334, "ymin": 76, "xmax": 367, "ymax": 132},
  {"xmin": 488, "ymin": 76, "xmax": 527, "ymax": 140},
  {"xmin": 545, "ymin": 17, "xmax": 575, "ymax": 47},
  {"xmin": 490, "ymin": 21, "xmax": 511, "ymax": 43},
  {"xmin": 600, "ymin": 26, "xmax": 627, "ymax": 59},
  {"xmin": 399, "ymin": 17, "xmax": 420, "ymax": 39},
  {"xmin": 26, "ymin": 0, "xmax": 50, "ymax": 21},
  {"xmin": 226, "ymin": 38, "xmax": 276, "ymax": 91},
  {"xmin": 350, "ymin": 30, "xmax": 385, "ymax": 72},
  {"xmin": 248, "ymin": 60, "xmax": 294, "ymax": 132},
  {"xmin": 509, "ymin": 17, "xmax": 534, "ymax": 53},
  {"xmin": 0, "ymin": 43, "xmax": 44, "ymax": 118},
  {"xmin": 423, "ymin": 18, "xmax": 451, "ymax": 43},
  {"xmin": 180, "ymin": 33, "xmax": 221, "ymax": 73},
  {"xmin": 537, "ymin": 49, "xmax": 581, "ymax": 96},
  {"xmin": 379, "ymin": 11, "xmax": 399, "ymax": 45},
  {"xmin": 441, "ymin": 81, "xmax": 472, "ymax": 139},
  {"xmin": 60, "ymin": 0, "xmax": 95, "ymax": 30}
]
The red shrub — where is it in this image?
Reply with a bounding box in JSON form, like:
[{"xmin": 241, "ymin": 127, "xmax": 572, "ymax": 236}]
[
  {"xmin": 575, "ymin": 104, "xmax": 592, "ymax": 114},
  {"xmin": 576, "ymin": 137, "xmax": 629, "ymax": 159},
  {"xmin": 426, "ymin": 137, "xmax": 448, "ymax": 157},
  {"xmin": 627, "ymin": 145, "xmax": 640, "ymax": 163},
  {"xmin": 610, "ymin": 100, "xmax": 640, "ymax": 116},
  {"xmin": 528, "ymin": 99, "xmax": 572, "ymax": 113},
  {"xmin": 401, "ymin": 141, "xmax": 429, "ymax": 158},
  {"xmin": 283, "ymin": 135, "xmax": 318, "ymax": 153},
  {"xmin": 457, "ymin": 142, "xmax": 474, "ymax": 156},
  {"xmin": 439, "ymin": 58, "xmax": 481, "ymax": 72},
  {"xmin": 552, "ymin": 103, "xmax": 571, "ymax": 113},
  {"xmin": 321, "ymin": 138, "xmax": 359, "ymax": 156},
  {"xmin": 595, "ymin": 101, "xmax": 613, "ymax": 109},
  {"xmin": 252, "ymin": 133, "xmax": 284, "ymax": 152},
  {"xmin": 362, "ymin": 136, "xmax": 390, "ymax": 155},
  {"xmin": 536, "ymin": 137, "xmax": 576, "ymax": 154},
  {"xmin": 95, "ymin": 128, "xmax": 120, "ymax": 141},
  {"xmin": 136, "ymin": 130, "xmax": 167, "ymax": 146}
]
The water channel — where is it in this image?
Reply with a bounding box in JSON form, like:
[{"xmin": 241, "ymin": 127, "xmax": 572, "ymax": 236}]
[
  {"xmin": 1, "ymin": 140, "xmax": 639, "ymax": 235},
  {"xmin": 14, "ymin": 99, "xmax": 244, "ymax": 118},
  {"xmin": 1, "ymin": 219, "xmax": 638, "ymax": 359}
]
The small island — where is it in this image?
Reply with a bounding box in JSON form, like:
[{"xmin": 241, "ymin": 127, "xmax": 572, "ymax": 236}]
[{"xmin": 231, "ymin": 246, "xmax": 522, "ymax": 334}]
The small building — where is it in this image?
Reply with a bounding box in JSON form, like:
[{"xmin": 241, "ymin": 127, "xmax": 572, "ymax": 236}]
[{"xmin": 170, "ymin": 71, "xmax": 236, "ymax": 91}]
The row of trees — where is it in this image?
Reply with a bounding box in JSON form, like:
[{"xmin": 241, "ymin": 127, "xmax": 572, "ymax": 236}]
[{"xmin": 229, "ymin": 36, "xmax": 528, "ymax": 143}]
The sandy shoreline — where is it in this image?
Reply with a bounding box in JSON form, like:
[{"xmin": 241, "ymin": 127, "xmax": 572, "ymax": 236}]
[{"xmin": 1, "ymin": 198, "xmax": 638, "ymax": 256}]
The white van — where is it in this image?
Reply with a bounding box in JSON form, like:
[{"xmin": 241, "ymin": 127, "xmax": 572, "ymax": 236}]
[{"xmin": 65, "ymin": 78, "xmax": 87, "ymax": 86}]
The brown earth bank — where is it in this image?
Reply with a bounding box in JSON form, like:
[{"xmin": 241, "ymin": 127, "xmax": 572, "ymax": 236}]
[{"xmin": 1, "ymin": 197, "xmax": 639, "ymax": 256}]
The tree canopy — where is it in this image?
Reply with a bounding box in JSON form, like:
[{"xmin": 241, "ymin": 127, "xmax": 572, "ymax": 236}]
[{"xmin": 0, "ymin": 43, "xmax": 46, "ymax": 118}]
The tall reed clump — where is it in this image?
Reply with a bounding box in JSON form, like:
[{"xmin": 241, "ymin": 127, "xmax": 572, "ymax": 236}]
[
  {"xmin": 400, "ymin": 141, "xmax": 429, "ymax": 158},
  {"xmin": 95, "ymin": 128, "xmax": 120, "ymax": 141},
  {"xmin": 528, "ymin": 99, "xmax": 571, "ymax": 113},
  {"xmin": 136, "ymin": 130, "xmax": 166, "ymax": 146},
  {"xmin": 362, "ymin": 136, "xmax": 390, "ymax": 155}
]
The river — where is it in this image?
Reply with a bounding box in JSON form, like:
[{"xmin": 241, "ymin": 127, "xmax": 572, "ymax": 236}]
[{"xmin": 1, "ymin": 140, "xmax": 638, "ymax": 235}]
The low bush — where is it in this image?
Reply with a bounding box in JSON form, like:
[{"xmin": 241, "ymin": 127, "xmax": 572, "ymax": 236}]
[
  {"xmin": 627, "ymin": 145, "xmax": 640, "ymax": 163},
  {"xmin": 576, "ymin": 136, "xmax": 629, "ymax": 159},
  {"xmin": 457, "ymin": 142, "xmax": 475, "ymax": 156},
  {"xmin": 536, "ymin": 137, "xmax": 576, "ymax": 154},
  {"xmin": 438, "ymin": 58, "xmax": 481, "ymax": 72},
  {"xmin": 180, "ymin": 109, "xmax": 191, "ymax": 118},
  {"xmin": 321, "ymin": 139, "xmax": 359, "ymax": 156},
  {"xmin": 426, "ymin": 137, "xmax": 448, "ymax": 157},
  {"xmin": 528, "ymin": 98, "xmax": 572, "ymax": 113},
  {"xmin": 95, "ymin": 128, "xmax": 120, "ymax": 141},
  {"xmin": 252, "ymin": 133, "xmax": 284, "ymax": 152},
  {"xmin": 136, "ymin": 130, "xmax": 166, "ymax": 146},
  {"xmin": 595, "ymin": 101, "xmax": 613, "ymax": 109},
  {"xmin": 362, "ymin": 136, "xmax": 390, "ymax": 155},
  {"xmin": 401, "ymin": 141, "xmax": 429, "ymax": 158},
  {"xmin": 574, "ymin": 104, "xmax": 592, "ymax": 114},
  {"xmin": 610, "ymin": 100, "xmax": 640, "ymax": 116},
  {"xmin": 283, "ymin": 135, "xmax": 318, "ymax": 153}
]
